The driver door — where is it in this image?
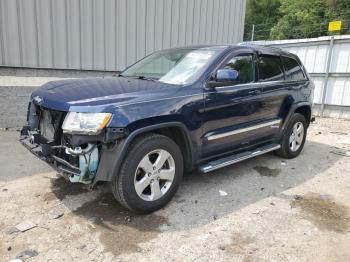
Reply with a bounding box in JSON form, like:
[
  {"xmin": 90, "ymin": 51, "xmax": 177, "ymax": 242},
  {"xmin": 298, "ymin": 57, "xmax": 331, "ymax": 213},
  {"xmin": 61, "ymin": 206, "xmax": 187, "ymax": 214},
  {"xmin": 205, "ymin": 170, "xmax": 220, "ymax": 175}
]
[{"xmin": 201, "ymin": 51, "xmax": 268, "ymax": 158}]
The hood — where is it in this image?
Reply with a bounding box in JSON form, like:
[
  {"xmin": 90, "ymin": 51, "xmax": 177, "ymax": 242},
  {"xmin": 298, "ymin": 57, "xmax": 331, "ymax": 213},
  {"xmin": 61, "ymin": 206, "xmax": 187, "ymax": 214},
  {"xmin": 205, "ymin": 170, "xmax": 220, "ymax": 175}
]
[{"xmin": 31, "ymin": 77, "xmax": 181, "ymax": 112}]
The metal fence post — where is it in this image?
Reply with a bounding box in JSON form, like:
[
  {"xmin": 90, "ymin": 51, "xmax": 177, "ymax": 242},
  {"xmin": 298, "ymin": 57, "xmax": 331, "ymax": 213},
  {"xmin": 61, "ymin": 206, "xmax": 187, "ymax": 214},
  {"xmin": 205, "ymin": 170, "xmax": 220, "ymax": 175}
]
[
  {"xmin": 251, "ymin": 24, "xmax": 255, "ymax": 41},
  {"xmin": 320, "ymin": 36, "xmax": 335, "ymax": 117}
]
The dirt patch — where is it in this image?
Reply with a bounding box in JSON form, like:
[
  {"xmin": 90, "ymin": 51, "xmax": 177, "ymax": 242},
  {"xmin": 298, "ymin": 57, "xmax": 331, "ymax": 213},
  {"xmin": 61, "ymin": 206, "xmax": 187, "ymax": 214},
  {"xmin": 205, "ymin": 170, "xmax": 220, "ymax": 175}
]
[
  {"xmin": 73, "ymin": 193, "xmax": 167, "ymax": 255},
  {"xmin": 291, "ymin": 192, "xmax": 350, "ymax": 233},
  {"xmin": 221, "ymin": 232, "xmax": 255, "ymax": 254},
  {"xmin": 48, "ymin": 177, "xmax": 167, "ymax": 255},
  {"xmin": 253, "ymin": 166, "xmax": 280, "ymax": 177},
  {"xmin": 50, "ymin": 176, "xmax": 90, "ymax": 200}
]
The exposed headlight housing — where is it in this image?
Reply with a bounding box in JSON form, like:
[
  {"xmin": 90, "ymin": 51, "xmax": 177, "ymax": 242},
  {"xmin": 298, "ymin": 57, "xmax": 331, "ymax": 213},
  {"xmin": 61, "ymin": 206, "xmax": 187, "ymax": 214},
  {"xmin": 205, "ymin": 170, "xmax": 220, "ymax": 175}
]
[{"xmin": 62, "ymin": 112, "xmax": 112, "ymax": 134}]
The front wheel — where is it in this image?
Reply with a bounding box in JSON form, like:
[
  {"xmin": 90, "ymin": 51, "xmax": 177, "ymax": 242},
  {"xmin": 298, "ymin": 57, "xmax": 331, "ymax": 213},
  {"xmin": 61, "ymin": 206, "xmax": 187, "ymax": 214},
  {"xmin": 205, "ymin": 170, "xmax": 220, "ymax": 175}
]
[
  {"xmin": 275, "ymin": 113, "xmax": 307, "ymax": 159},
  {"xmin": 111, "ymin": 134, "xmax": 183, "ymax": 213}
]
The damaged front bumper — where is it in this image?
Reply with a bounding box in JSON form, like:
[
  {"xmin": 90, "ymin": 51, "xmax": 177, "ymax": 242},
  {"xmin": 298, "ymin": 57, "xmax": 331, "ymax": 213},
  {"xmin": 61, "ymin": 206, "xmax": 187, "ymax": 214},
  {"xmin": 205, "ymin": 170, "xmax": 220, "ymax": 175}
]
[
  {"xmin": 20, "ymin": 102, "xmax": 128, "ymax": 186},
  {"xmin": 20, "ymin": 129, "xmax": 99, "ymax": 184},
  {"xmin": 20, "ymin": 126, "xmax": 126, "ymax": 186}
]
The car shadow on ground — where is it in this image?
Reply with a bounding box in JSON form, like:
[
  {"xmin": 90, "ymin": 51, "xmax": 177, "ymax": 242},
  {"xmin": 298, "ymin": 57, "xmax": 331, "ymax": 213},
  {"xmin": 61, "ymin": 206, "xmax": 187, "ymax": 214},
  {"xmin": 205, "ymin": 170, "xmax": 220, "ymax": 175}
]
[{"xmin": 49, "ymin": 140, "xmax": 343, "ymax": 255}]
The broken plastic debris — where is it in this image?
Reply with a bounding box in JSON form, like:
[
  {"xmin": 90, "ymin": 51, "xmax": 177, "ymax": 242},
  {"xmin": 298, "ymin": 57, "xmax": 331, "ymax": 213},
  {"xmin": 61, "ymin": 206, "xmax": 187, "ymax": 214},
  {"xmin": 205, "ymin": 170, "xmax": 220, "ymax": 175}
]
[
  {"xmin": 88, "ymin": 222, "xmax": 96, "ymax": 229},
  {"xmin": 330, "ymin": 150, "xmax": 350, "ymax": 157},
  {"xmin": 16, "ymin": 249, "xmax": 38, "ymax": 260},
  {"xmin": 219, "ymin": 190, "xmax": 228, "ymax": 196},
  {"xmin": 15, "ymin": 221, "xmax": 37, "ymax": 232},
  {"xmin": 4, "ymin": 227, "xmax": 19, "ymax": 235},
  {"xmin": 330, "ymin": 131, "xmax": 347, "ymax": 135},
  {"xmin": 336, "ymin": 139, "xmax": 350, "ymax": 145},
  {"xmin": 48, "ymin": 210, "xmax": 64, "ymax": 219},
  {"xmin": 281, "ymin": 161, "xmax": 286, "ymax": 166},
  {"xmin": 319, "ymin": 194, "xmax": 330, "ymax": 201},
  {"xmin": 294, "ymin": 195, "xmax": 303, "ymax": 200}
]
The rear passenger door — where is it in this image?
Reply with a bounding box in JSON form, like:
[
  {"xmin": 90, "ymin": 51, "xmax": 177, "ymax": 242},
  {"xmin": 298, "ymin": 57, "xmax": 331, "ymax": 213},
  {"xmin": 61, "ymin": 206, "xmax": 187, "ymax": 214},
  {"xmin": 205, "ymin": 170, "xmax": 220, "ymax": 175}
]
[
  {"xmin": 258, "ymin": 54, "xmax": 308, "ymax": 132},
  {"xmin": 257, "ymin": 54, "xmax": 288, "ymax": 138},
  {"xmin": 282, "ymin": 55, "xmax": 309, "ymax": 98}
]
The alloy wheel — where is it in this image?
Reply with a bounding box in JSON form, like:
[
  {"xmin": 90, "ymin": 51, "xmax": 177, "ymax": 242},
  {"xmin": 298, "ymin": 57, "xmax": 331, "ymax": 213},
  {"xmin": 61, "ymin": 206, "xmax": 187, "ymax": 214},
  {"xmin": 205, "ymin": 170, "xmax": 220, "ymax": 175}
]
[
  {"xmin": 134, "ymin": 149, "xmax": 175, "ymax": 201},
  {"xmin": 289, "ymin": 122, "xmax": 304, "ymax": 152}
]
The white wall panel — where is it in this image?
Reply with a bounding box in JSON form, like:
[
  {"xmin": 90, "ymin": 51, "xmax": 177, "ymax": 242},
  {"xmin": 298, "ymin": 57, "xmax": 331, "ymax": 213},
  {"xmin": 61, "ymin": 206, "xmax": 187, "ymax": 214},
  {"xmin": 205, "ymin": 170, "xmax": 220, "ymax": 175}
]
[
  {"xmin": 92, "ymin": 0, "xmax": 105, "ymax": 70},
  {"xmin": 312, "ymin": 77, "xmax": 325, "ymax": 104},
  {"xmin": 52, "ymin": 0, "xmax": 68, "ymax": 68},
  {"xmin": 313, "ymin": 45, "xmax": 328, "ymax": 73},
  {"xmin": 104, "ymin": 0, "xmax": 116, "ymax": 71},
  {"xmin": 331, "ymin": 43, "xmax": 350, "ymax": 73},
  {"xmin": 1, "ymin": 0, "xmax": 21, "ymax": 65},
  {"xmin": 0, "ymin": 0, "xmax": 246, "ymax": 71},
  {"xmin": 36, "ymin": 0, "xmax": 53, "ymax": 67},
  {"xmin": 66, "ymin": 0, "xmax": 81, "ymax": 69},
  {"xmin": 18, "ymin": 0, "xmax": 37, "ymax": 67}
]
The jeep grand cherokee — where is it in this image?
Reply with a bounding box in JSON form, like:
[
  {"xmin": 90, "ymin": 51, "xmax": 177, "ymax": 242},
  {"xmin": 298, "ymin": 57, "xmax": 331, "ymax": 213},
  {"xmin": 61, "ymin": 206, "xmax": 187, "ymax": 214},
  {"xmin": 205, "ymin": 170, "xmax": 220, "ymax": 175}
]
[{"xmin": 20, "ymin": 45, "xmax": 314, "ymax": 213}]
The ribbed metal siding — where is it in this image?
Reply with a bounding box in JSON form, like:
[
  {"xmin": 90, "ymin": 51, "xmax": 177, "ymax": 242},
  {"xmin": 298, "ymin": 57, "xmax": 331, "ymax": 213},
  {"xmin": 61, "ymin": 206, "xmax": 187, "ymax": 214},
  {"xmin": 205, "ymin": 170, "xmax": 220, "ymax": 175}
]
[
  {"xmin": 284, "ymin": 41, "xmax": 350, "ymax": 107},
  {"xmin": 0, "ymin": 0, "xmax": 246, "ymax": 71}
]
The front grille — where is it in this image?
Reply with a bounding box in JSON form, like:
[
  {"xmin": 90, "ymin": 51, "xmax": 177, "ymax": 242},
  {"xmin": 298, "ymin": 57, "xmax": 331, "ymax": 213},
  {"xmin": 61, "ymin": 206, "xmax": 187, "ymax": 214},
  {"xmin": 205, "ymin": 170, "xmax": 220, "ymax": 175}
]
[
  {"xmin": 38, "ymin": 107, "xmax": 65, "ymax": 144},
  {"xmin": 22, "ymin": 103, "xmax": 79, "ymax": 173},
  {"xmin": 40, "ymin": 110, "xmax": 56, "ymax": 141}
]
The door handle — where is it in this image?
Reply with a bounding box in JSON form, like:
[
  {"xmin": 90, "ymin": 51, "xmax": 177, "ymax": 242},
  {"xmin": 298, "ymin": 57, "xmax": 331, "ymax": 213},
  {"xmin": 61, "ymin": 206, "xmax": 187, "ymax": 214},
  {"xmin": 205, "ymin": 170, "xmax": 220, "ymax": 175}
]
[{"xmin": 248, "ymin": 90, "xmax": 261, "ymax": 95}]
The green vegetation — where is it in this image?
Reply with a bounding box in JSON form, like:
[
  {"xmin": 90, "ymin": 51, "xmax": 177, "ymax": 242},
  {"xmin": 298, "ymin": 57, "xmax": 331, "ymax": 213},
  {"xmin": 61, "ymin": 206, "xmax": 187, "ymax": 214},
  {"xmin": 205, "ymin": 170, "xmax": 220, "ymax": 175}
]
[{"xmin": 244, "ymin": 0, "xmax": 350, "ymax": 40}]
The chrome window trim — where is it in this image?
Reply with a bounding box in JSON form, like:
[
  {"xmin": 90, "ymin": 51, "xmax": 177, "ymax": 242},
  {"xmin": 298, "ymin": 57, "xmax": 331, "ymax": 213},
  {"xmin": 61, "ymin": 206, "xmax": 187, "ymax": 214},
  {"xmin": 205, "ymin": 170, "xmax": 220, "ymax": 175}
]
[{"xmin": 206, "ymin": 119, "xmax": 281, "ymax": 141}]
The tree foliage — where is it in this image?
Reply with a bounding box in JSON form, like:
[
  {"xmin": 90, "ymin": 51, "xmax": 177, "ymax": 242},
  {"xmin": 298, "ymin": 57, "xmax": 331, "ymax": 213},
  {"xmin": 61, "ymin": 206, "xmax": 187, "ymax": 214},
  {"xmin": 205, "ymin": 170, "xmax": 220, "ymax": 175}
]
[
  {"xmin": 244, "ymin": 0, "xmax": 350, "ymax": 40},
  {"xmin": 244, "ymin": 0, "xmax": 281, "ymax": 40}
]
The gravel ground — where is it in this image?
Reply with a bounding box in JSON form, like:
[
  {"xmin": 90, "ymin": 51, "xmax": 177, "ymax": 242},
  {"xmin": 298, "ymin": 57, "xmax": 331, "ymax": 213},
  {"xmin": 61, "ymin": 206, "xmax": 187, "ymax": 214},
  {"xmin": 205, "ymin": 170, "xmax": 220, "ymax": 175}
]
[{"xmin": 0, "ymin": 118, "xmax": 350, "ymax": 262}]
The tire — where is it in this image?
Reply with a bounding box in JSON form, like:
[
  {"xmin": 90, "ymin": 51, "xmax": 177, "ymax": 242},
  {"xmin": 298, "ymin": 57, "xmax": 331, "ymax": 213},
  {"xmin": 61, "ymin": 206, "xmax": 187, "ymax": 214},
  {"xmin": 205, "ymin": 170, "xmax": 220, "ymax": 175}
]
[
  {"xmin": 275, "ymin": 113, "xmax": 307, "ymax": 159},
  {"xmin": 111, "ymin": 133, "xmax": 183, "ymax": 213}
]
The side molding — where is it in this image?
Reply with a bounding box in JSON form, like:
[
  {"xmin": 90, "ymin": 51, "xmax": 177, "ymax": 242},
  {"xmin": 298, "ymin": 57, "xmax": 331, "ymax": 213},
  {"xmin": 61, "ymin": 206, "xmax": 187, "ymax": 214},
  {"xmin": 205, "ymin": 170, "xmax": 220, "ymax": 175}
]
[{"xmin": 206, "ymin": 119, "xmax": 281, "ymax": 141}]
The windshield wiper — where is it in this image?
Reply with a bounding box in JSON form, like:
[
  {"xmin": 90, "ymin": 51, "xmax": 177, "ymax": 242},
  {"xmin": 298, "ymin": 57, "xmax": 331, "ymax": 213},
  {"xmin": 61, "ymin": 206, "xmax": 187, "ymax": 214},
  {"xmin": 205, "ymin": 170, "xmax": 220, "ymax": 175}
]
[
  {"xmin": 117, "ymin": 74, "xmax": 157, "ymax": 81},
  {"xmin": 135, "ymin": 75, "xmax": 157, "ymax": 81}
]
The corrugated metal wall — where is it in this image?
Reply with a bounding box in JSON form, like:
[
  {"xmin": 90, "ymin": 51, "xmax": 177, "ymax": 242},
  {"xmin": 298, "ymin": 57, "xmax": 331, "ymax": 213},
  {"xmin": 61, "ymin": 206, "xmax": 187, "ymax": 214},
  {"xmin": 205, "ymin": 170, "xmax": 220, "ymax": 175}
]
[
  {"xmin": 253, "ymin": 35, "xmax": 350, "ymax": 118},
  {"xmin": 0, "ymin": 0, "xmax": 246, "ymax": 71}
]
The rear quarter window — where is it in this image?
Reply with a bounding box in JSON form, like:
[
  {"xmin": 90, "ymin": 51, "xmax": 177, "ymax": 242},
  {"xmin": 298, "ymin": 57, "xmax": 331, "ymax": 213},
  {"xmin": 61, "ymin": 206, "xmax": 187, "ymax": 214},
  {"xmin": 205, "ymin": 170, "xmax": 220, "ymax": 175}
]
[
  {"xmin": 282, "ymin": 56, "xmax": 306, "ymax": 81},
  {"xmin": 258, "ymin": 55, "xmax": 284, "ymax": 82}
]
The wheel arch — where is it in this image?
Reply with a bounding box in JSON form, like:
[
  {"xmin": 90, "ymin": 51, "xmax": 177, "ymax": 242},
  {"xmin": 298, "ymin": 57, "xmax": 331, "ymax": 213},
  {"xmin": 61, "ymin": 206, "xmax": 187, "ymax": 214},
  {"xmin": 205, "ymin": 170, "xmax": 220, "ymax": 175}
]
[
  {"xmin": 93, "ymin": 122, "xmax": 195, "ymax": 185},
  {"xmin": 282, "ymin": 102, "xmax": 312, "ymax": 132},
  {"xmin": 294, "ymin": 105, "xmax": 312, "ymax": 126}
]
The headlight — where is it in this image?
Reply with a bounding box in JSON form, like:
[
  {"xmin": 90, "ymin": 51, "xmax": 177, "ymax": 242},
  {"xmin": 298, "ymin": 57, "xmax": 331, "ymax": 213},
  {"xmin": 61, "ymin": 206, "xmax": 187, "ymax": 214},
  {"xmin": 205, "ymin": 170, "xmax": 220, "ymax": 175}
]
[{"xmin": 62, "ymin": 112, "xmax": 112, "ymax": 134}]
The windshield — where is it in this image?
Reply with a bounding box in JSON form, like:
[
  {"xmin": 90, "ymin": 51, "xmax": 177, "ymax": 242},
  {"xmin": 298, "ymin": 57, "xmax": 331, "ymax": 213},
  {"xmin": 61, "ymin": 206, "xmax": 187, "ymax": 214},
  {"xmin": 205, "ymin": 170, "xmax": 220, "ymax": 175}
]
[{"xmin": 121, "ymin": 48, "xmax": 220, "ymax": 85}]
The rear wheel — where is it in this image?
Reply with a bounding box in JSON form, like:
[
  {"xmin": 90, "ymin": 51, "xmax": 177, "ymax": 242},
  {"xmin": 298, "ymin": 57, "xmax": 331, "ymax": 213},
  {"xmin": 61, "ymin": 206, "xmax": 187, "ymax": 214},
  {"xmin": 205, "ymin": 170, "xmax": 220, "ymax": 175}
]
[
  {"xmin": 275, "ymin": 113, "xmax": 307, "ymax": 159},
  {"xmin": 112, "ymin": 134, "xmax": 183, "ymax": 213}
]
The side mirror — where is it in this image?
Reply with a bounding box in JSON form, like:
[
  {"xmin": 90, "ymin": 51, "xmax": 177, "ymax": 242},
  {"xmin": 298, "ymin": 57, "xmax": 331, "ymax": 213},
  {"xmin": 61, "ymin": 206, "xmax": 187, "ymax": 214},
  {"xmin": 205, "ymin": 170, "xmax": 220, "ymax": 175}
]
[
  {"xmin": 216, "ymin": 69, "xmax": 239, "ymax": 82},
  {"xmin": 207, "ymin": 69, "xmax": 240, "ymax": 88}
]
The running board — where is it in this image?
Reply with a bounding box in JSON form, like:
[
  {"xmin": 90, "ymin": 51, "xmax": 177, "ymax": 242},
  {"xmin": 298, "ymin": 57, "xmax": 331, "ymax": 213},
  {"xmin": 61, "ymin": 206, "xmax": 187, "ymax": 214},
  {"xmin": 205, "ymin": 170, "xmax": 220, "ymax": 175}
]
[{"xmin": 199, "ymin": 143, "xmax": 280, "ymax": 173}]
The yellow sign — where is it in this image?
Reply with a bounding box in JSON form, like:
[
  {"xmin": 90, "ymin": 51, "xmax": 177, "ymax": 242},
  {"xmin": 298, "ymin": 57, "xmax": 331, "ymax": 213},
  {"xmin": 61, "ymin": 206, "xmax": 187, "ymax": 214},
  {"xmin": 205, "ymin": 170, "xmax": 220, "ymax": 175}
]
[{"xmin": 328, "ymin": 21, "xmax": 342, "ymax": 31}]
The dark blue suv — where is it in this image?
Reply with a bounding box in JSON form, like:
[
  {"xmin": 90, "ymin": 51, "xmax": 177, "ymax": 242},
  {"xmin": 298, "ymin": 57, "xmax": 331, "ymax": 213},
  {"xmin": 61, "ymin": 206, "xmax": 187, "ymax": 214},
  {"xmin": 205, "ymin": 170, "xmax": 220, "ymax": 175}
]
[{"xmin": 21, "ymin": 44, "xmax": 314, "ymax": 213}]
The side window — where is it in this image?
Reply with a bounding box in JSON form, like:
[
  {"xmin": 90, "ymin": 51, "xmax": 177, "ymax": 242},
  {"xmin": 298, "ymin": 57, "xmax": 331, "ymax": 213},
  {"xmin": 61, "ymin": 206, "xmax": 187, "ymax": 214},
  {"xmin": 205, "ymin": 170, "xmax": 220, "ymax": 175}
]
[
  {"xmin": 282, "ymin": 56, "xmax": 306, "ymax": 81},
  {"xmin": 222, "ymin": 55, "xmax": 254, "ymax": 84},
  {"xmin": 258, "ymin": 55, "xmax": 284, "ymax": 82}
]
